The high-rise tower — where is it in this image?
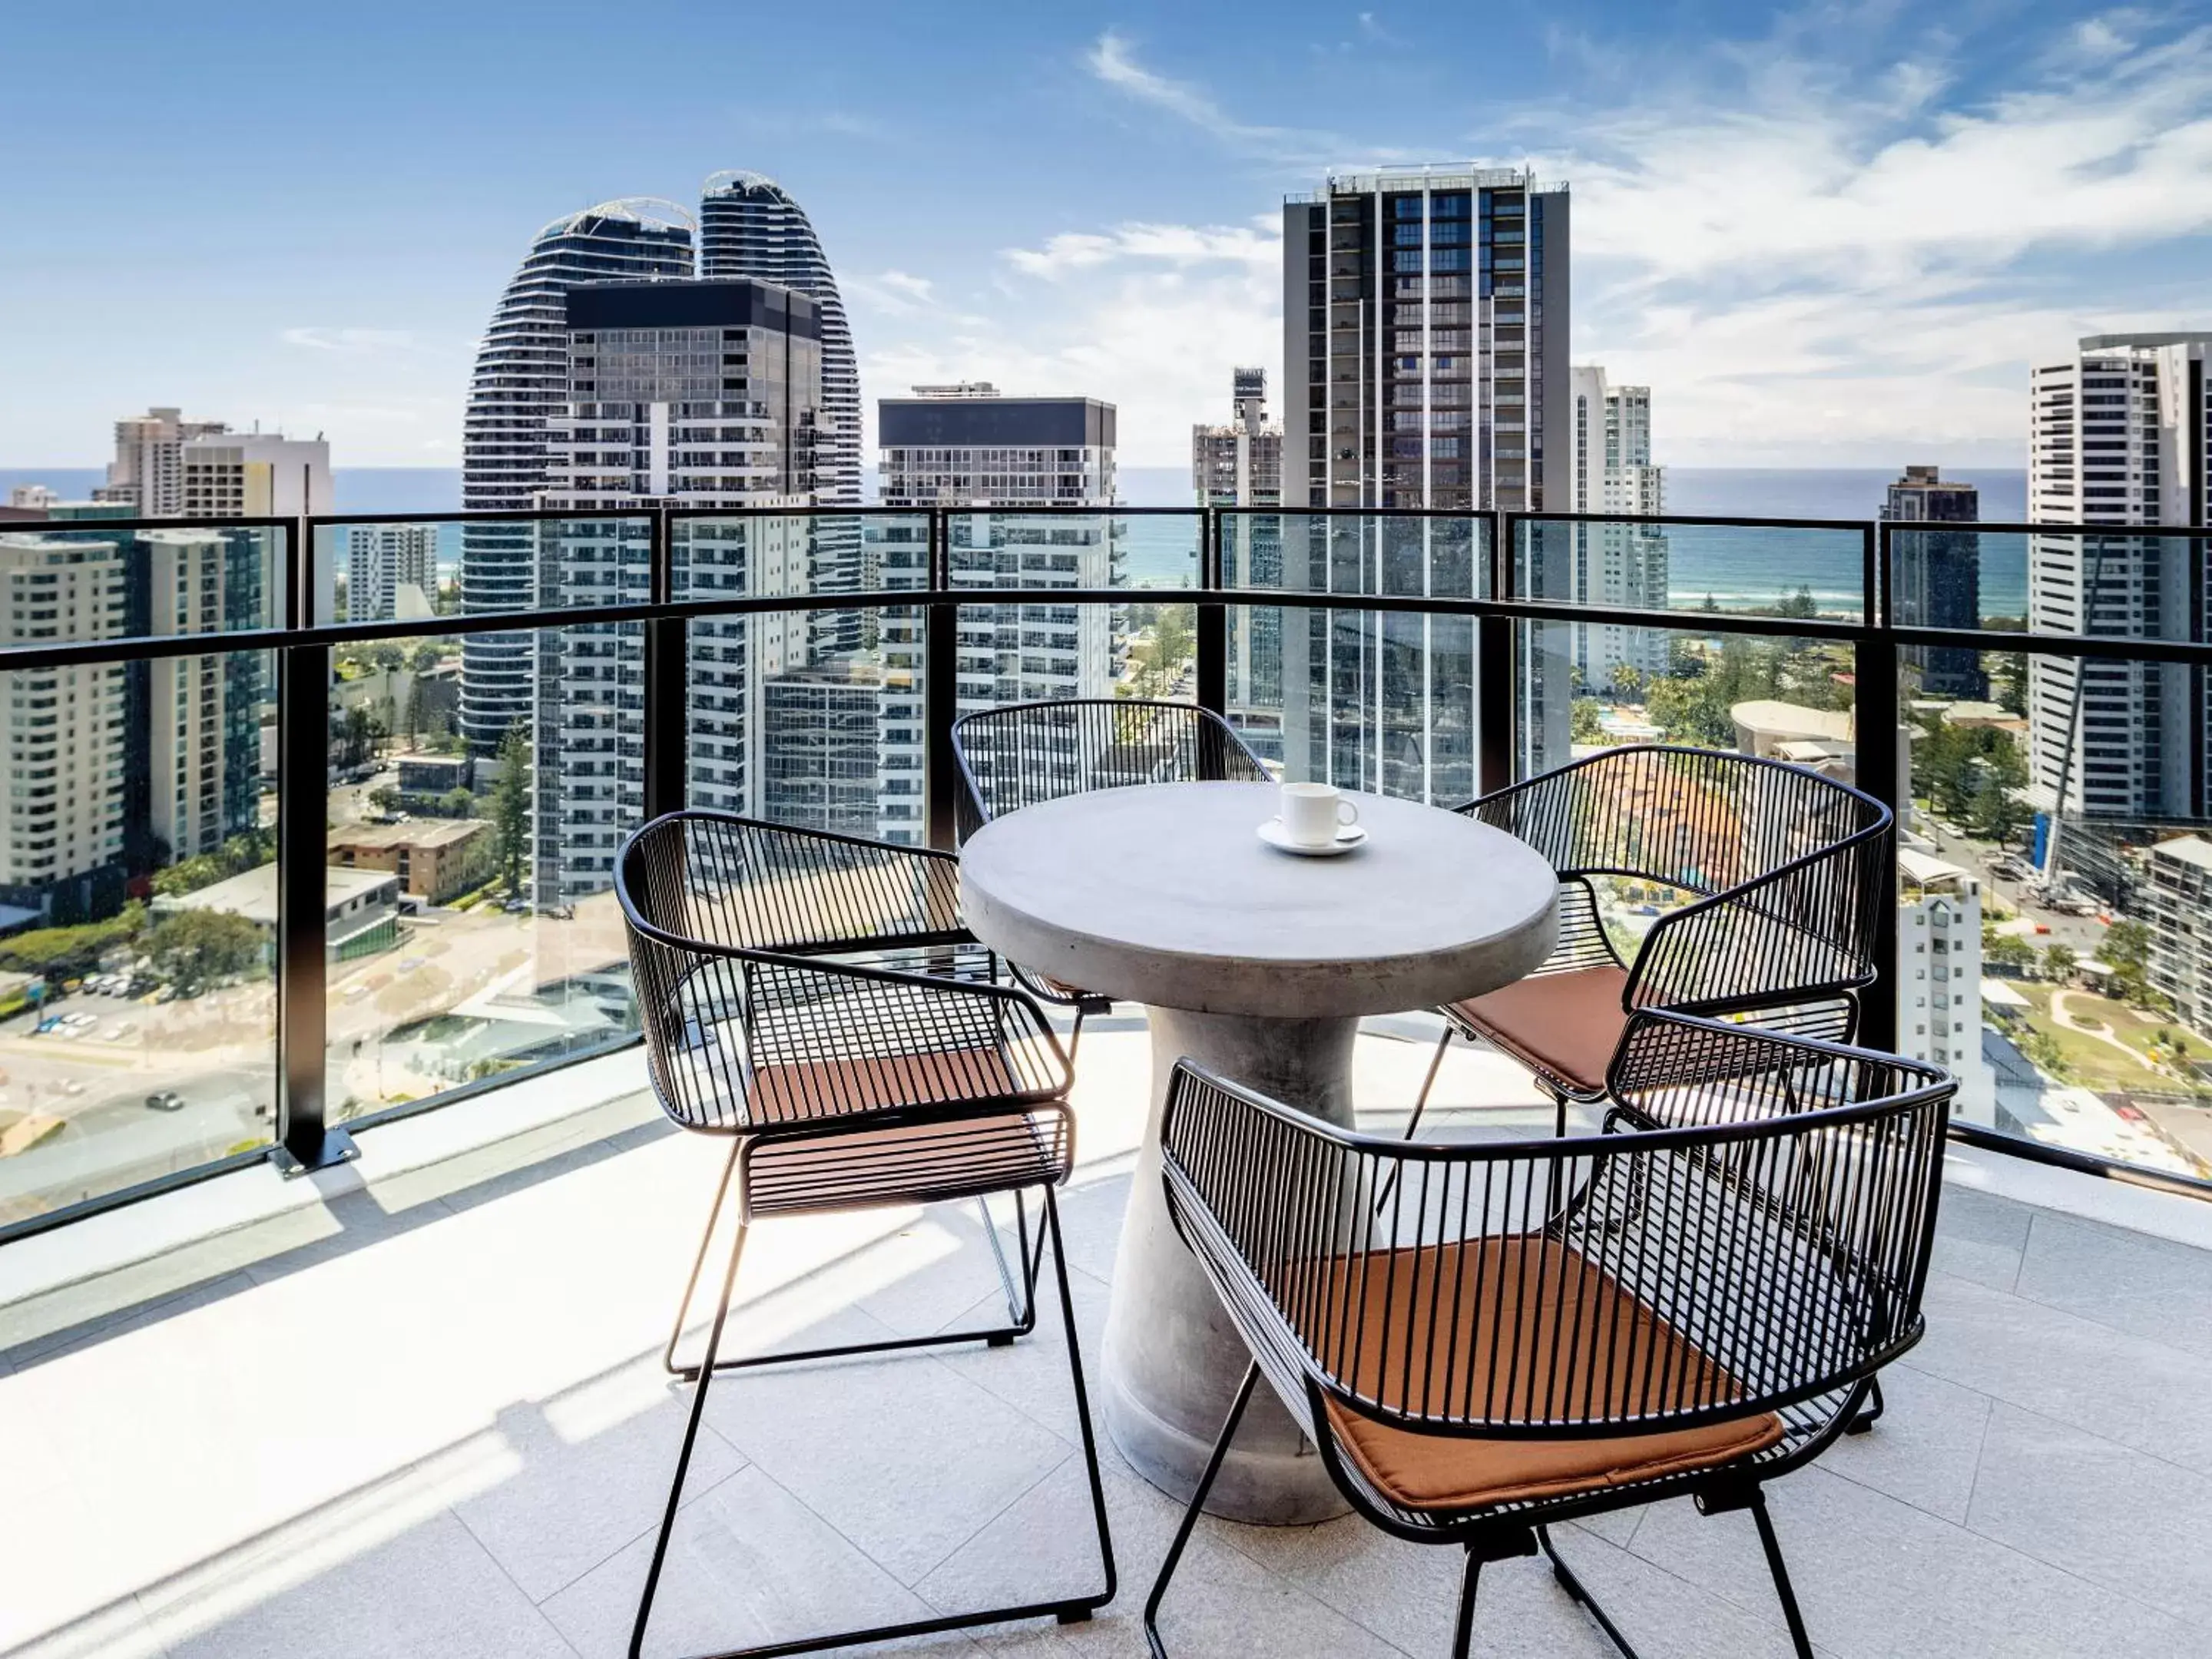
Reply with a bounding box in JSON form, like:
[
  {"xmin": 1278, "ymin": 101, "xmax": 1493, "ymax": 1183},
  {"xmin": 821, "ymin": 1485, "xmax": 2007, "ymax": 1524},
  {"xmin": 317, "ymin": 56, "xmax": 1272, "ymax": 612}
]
[
  {"xmin": 1277, "ymin": 165, "xmax": 1571, "ymax": 797},
  {"xmin": 1883, "ymin": 465, "xmax": 1982, "ymax": 698},
  {"xmin": 1193, "ymin": 369, "xmax": 1285, "ymax": 760},
  {"xmin": 457, "ymin": 200, "xmax": 694, "ymax": 753},
  {"xmin": 532, "ymin": 278, "xmax": 822, "ymax": 900},
  {"xmin": 2026, "ymin": 334, "xmax": 2212, "ymax": 833},
  {"xmin": 1563, "ymin": 366, "xmax": 1667, "ymax": 696},
  {"xmin": 873, "ymin": 386, "xmax": 1120, "ymax": 844},
  {"xmin": 700, "ymin": 172, "xmax": 863, "ymax": 651}
]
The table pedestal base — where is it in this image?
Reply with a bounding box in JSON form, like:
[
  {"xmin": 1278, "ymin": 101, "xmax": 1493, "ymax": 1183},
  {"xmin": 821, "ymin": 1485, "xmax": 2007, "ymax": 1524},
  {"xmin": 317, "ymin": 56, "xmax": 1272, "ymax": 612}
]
[{"xmin": 1100, "ymin": 1007, "xmax": 1357, "ymax": 1525}]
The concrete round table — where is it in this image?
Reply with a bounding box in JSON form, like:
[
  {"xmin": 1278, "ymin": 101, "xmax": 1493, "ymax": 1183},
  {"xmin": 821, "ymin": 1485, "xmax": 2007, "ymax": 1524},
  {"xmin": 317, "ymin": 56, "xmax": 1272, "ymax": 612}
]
[{"xmin": 960, "ymin": 780, "xmax": 1558, "ymax": 1524}]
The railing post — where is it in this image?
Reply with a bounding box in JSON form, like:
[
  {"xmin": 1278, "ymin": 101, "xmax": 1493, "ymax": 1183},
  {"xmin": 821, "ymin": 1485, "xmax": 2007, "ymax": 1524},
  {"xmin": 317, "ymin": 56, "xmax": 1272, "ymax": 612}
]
[
  {"xmin": 1196, "ymin": 505, "xmax": 1227, "ymax": 718},
  {"xmin": 1856, "ymin": 519, "xmax": 1901, "ymax": 1053},
  {"xmin": 641, "ymin": 507, "xmax": 687, "ymax": 822},
  {"xmin": 924, "ymin": 507, "xmax": 961, "ymax": 849},
  {"xmin": 274, "ymin": 515, "xmax": 350, "ymax": 1173},
  {"xmin": 1476, "ymin": 508, "xmax": 1516, "ymax": 794}
]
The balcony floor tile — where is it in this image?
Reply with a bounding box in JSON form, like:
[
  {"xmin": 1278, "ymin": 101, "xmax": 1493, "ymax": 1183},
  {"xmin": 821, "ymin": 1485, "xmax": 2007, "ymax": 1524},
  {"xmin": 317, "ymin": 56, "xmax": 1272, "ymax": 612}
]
[{"xmin": 4, "ymin": 1025, "xmax": 2212, "ymax": 1659}]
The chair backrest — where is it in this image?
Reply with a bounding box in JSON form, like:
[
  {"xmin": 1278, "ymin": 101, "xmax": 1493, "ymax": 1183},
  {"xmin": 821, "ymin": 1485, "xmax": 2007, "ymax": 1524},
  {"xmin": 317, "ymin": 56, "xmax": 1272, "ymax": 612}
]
[
  {"xmin": 614, "ymin": 813, "xmax": 1035, "ymax": 1133},
  {"xmin": 1472, "ymin": 745, "xmax": 1892, "ymax": 1010},
  {"xmin": 1159, "ymin": 1014, "xmax": 1950, "ymax": 1445},
  {"xmin": 618, "ymin": 811, "xmax": 965, "ymax": 959},
  {"xmin": 952, "ymin": 698, "xmax": 1271, "ymax": 842}
]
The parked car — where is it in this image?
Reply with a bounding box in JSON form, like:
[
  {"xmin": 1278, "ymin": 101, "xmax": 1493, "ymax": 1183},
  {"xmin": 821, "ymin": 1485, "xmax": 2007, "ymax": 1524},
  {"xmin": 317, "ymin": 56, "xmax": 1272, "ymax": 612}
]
[{"xmin": 144, "ymin": 1091, "xmax": 185, "ymax": 1112}]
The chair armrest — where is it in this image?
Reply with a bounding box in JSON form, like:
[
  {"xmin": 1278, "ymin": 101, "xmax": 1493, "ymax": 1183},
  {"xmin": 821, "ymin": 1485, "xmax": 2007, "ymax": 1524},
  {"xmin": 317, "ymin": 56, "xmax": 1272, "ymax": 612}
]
[{"xmin": 1628, "ymin": 847, "xmax": 1876, "ymax": 1015}]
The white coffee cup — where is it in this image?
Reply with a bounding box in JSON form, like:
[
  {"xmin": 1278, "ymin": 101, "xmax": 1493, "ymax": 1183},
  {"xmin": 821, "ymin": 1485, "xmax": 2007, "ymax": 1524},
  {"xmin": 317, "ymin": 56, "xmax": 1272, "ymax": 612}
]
[{"xmin": 1281, "ymin": 781, "xmax": 1358, "ymax": 847}]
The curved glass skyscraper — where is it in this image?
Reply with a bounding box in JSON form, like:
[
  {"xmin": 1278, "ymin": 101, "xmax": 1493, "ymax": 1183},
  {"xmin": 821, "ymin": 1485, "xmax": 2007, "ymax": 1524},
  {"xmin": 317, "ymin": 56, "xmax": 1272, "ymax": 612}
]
[
  {"xmin": 459, "ymin": 199, "xmax": 694, "ymax": 752},
  {"xmin": 700, "ymin": 171, "xmax": 863, "ymax": 645}
]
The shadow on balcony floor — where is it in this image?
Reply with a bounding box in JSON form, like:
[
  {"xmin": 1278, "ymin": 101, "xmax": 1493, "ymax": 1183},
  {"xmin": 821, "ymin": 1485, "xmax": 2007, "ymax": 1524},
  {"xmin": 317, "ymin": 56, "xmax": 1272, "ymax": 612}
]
[{"xmin": 3, "ymin": 1023, "xmax": 2212, "ymax": 1657}]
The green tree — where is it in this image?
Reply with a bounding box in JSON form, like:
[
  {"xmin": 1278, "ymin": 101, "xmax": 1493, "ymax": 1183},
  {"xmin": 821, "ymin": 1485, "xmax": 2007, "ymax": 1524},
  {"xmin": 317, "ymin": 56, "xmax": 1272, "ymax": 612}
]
[
  {"xmin": 2104, "ymin": 919, "xmax": 2153, "ymax": 974},
  {"xmin": 1985, "ymin": 932, "xmax": 2037, "ymax": 974},
  {"xmin": 439, "ymin": 786, "xmax": 478, "ymax": 818},
  {"xmin": 367, "ymin": 786, "xmax": 399, "ymax": 815},
  {"xmin": 0, "ymin": 906, "xmax": 142, "ymax": 980},
  {"xmin": 1611, "ymin": 664, "xmax": 1647, "ymax": 704},
  {"xmin": 492, "ymin": 724, "xmax": 531, "ymax": 900},
  {"xmin": 1570, "ymin": 699, "xmax": 1604, "ymax": 742},
  {"xmin": 1776, "ymin": 584, "xmax": 1819, "ymax": 620},
  {"xmin": 2043, "ymin": 942, "xmax": 2078, "ymax": 983},
  {"xmin": 144, "ymin": 909, "xmax": 263, "ymax": 992}
]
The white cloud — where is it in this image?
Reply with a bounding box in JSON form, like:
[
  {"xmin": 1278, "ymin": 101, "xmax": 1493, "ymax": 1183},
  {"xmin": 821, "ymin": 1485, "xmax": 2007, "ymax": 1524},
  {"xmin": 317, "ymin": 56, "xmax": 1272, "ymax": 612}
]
[
  {"xmin": 843, "ymin": 269, "xmax": 948, "ymax": 318},
  {"xmin": 1004, "ymin": 222, "xmax": 1277, "ymax": 280},
  {"xmin": 1515, "ymin": 13, "xmax": 2212, "ymax": 463},
  {"xmin": 280, "ymin": 326, "xmax": 422, "ymax": 356},
  {"xmin": 1084, "ymin": 30, "xmax": 1414, "ymax": 168},
  {"xmin": 856, "ymin": 218, "xmax": 1284, "ymax": 471}
]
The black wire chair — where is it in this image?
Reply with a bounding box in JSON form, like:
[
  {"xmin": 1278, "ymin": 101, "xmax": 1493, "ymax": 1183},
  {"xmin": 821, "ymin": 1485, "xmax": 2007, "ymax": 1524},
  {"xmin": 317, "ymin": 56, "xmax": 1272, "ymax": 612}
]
[
  {"xmin": 950, "ymin": 698, "xmax": 1273, "ymax": 1051},
  {"xmin": 616, "ymin": 811, "xmax": 1116, "ymax": 1659},
  {"xmin": 1408, "ymin": 744, "xmax": 1892, "ymax": 1140},
  {"xmin": 1145, "ymin": 1013, "xmax": 1952, "ymax": 1659}
]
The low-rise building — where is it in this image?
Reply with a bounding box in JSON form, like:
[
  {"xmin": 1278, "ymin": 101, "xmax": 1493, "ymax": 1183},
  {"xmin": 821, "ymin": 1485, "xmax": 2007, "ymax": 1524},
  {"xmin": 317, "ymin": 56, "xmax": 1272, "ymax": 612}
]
[
  {"xmin": 154, "ymin": 863, "xmax": 400, "ymax": 962},
  {"xmin": 328, "ymin": 820, "xmax": 493, "ymax": 905}
]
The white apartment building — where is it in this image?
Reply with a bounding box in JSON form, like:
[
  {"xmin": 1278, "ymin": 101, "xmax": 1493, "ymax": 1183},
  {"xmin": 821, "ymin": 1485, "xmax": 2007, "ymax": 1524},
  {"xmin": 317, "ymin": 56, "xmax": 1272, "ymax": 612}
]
[
  {"xmin": 1898, "ymin": 849, "xmax": 1995, "ymax": 1126},
  {"xmin": 178, "ymin": 432, "xmax": 332, "ymax": 521},
  {"xmin": 532, "ymin": 277, "xmax": 822, "ymax": 901},
  {"xmin": 0, "ymin": 537, "xmax": 128, "ymax": 916},
  {"xmin": 2026, "ymin": 333, "xmax": 2212, "ymax": 826},
  {"xmin": 1564, "ymin": 366, "xmax": 1667, "ymax": 695},
  {"xmin": 141, "ymin": 530, "xmax": 242, "ymax": 863},
  {"xmin": 873, "ymin": 386, "xmax": 1120, "ymax": 845},
  {"xmin": 346, "ymin": 525, "xmax": 436, "ymax": 622},
  {"xmin": 1192, "ymin": 369, "xmax": 1284, "ymax": 760},
  {"xmin": 2146, "ymin": 835, "xmax": 2212, "ymax": 1040},
  {"xmin": 98, "ymin": 408, "xmax": 230, "ymax": 512},
  {"xmin": 7, "ymin": 485, "xmax": 58, "ymax": 513}
]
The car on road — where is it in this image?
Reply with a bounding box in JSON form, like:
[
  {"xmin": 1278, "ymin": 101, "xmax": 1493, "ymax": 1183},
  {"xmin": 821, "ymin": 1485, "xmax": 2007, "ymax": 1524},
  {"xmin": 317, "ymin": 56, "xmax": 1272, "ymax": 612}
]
[{"xmin": 144, "ymin": 1091, "xmax": 185, "ymax": 1112}]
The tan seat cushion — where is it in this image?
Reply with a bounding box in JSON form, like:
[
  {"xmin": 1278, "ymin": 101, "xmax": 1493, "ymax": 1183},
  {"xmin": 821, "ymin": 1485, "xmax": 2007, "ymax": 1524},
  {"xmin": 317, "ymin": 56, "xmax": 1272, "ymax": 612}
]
[
  {"xmin": 1303, "ymin": 1236, "xmax": 1784, "ymax": 1513},
  {"xmin": 1446, "ymin": 965, "xmax": 1630, "ymax": 1097},
  {"xmin": 747, "ymin": 1047, "xmax": 1027, "ymax": 1124},
  {"xmin": 744, "ymin": 1110, "xmax": 1070, "ymax": 1215}
]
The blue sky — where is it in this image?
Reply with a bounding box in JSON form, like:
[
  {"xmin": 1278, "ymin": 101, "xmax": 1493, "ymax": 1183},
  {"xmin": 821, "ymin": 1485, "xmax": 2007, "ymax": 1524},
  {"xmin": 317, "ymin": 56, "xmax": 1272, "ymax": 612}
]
[{"xmin": 4, "ymin": 1, "xmax": 2210, "ymax": 472}]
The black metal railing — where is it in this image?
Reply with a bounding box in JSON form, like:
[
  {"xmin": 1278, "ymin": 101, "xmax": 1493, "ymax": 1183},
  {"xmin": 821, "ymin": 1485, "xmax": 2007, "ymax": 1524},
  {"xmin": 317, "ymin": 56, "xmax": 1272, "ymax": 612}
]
[{"xmin": 2, "ymin": 501, "xmax": 2209, "ymax": 1243}]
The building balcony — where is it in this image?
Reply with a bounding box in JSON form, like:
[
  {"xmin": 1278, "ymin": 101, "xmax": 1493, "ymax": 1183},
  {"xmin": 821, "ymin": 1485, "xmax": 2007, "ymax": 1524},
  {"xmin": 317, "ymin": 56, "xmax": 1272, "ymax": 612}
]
[{"xmin": 5, "ymin": 501, "xmax": 2212, "ymax": 1654}]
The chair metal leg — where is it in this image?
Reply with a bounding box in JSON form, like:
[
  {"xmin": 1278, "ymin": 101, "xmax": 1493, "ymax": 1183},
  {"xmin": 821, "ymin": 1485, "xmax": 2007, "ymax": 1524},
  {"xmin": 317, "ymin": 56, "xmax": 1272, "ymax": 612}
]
[
  {"xmin": 668, "ymin": 1148, "xmax": 1041, "ymax": 1381},
  {"xmin": 1406, "ymin": 1026, "xmax": 1454, "ymax": 1141},
  {"xmin": 1748, "ymin": 1490, "xmax": 1816, "ymax": 1659},
  {"xmin": 1449, "ymin": 1550, "xmax": 1482, "ymax": 1659},
  {"xmin": 662, "ymin": 1139, "xmax": 741, "ymax": 1376},
  {"xmin": 633, "ymin": 1211, "xmax": 749, "ymax": 1659},
  {"xmin": 1144, "ymin": 1361, "xmax": 1261, "ymax": 1659},
  {"xmin": 1042, "ymin": 1183, "xmax": 1118, "ymax": 1621},
  {"xmin": 1845, "ymin": 1376, "xmax": 1885, "ymax": 1435},
  {"xmin": 638, "ymin": 1184, "xmax": 1115, "ymax": 1659},
  {"xmin": 1537, "ymin": 1524, "xmax": 1642, "ymax": 1657},
  {"xmin": 1376, "ymin": 1027, "xmax": 1458, "ymax": 1212}
]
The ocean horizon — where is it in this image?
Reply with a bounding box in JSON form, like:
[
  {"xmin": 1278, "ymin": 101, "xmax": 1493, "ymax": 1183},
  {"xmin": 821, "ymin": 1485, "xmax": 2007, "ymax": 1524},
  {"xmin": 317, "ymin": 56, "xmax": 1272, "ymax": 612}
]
[{"xmin": 2, "ymin": 463, "xmax": 2035, "ymax": 620}]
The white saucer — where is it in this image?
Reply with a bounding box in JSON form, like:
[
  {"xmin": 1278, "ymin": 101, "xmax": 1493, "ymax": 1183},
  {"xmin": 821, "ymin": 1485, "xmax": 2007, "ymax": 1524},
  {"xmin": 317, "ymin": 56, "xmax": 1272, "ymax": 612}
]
[{"xmin": 1257, "ymin": 818, "xmax": 1369, "ymax": 857}]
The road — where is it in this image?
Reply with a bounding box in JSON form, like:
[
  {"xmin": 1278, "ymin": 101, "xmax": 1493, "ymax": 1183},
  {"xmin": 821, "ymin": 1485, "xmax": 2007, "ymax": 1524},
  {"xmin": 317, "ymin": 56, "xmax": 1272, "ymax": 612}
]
[
  {"xmin": 1913, "ymin": 818, "xmax": 2110, "ymax": 957},
  {"xmin": 0, "ymin": 1066, "xmax": 267, "ymax": 1215}
]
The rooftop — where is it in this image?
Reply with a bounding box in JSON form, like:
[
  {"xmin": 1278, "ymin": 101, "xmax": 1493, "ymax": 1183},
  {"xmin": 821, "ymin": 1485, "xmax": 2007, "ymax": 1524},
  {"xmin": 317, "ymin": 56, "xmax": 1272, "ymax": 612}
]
[
  {"xmin": 327, "ymin": 820, "xmax": 488, "ymax": 852},
  {"xmin": 154, "ymin": 863, "xmax": 397, "ymax": 926},
  {"xmin": 2151, "ymin": 833, "xmax": 2212, "ymax": 870},
  {"xmin": 3, "ymin": 1019, "xmax": 2209, "ymax": 1659}
]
